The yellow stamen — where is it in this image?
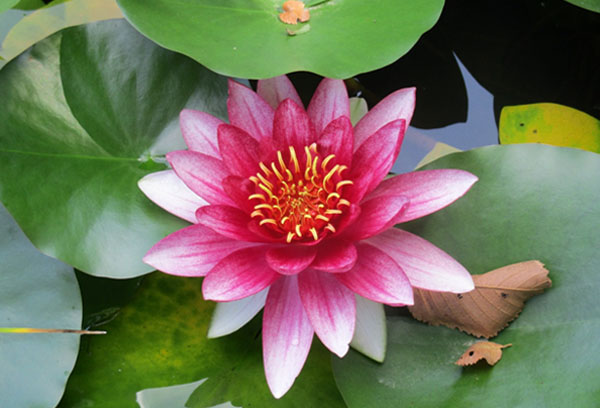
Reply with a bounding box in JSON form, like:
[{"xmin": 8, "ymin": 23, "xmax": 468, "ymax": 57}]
[
  {"xmin": 286, "ymin": 232, "xmax": 295, "ymax": 243},
  {"xmin": 295, "ymin": 224, "xmax": 302, "ymax": 237},
  {"xmin": 259, "ymin": 162, "xmax": 272, "ymax": 177},
  {"xmin": 336, "ymin": 180, "xmax": 354, "ymax": 191},
  {"xmin": 256, "ymin": 173, "xmax": 274, "ymax": 190},
  {"xmin": 315, "ymin": 214, "xmax": 330, "ymax": 222},
  {"xmin": 323, "ymin": 164, "xmax": 340, "ymax": 192},
  {"xmin": 289, "ymin": 146, "xmax": 300, "ymax": 173},
  {"xmin": 325, "ymin": 209, "xmax": 343, "ymax": 215},
  {"xmin": 251, "ymin": 210, "xmax": 264, "ymax": 218},
  {"xmin": 325, "ymin": 224, "xmax": 336, "ymax": 233},
  {"xmin": 321, "ymin": 154, "xmax": 335, "ymax": 171},
  {"xmin": 259, "ymin": 218, "xmax": 278, "ymax": 226},
  {"xmin": 248, "ymin": 193, "xmax": 266, "ymax": 201},
  {"xmin": 309, "ymin": 227, "xmax": 318, "ymax": 240}
]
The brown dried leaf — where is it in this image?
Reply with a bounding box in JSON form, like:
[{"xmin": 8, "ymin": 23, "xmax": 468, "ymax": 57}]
[
  {"xmin": 279, "ymin": 1, "xmax": 310, "ymax": 25},
  {"xmin": 455, "ymin": 341, "xmax": 512, "ymax": 366},
  {"xmin": 409, "ymin": 260, "xmax": 552, "ymax": 338}
]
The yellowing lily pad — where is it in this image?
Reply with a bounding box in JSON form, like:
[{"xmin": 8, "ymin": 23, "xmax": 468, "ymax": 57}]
[{"xmin": 499, "ymin": 103, "xmax": 600, "ymax": 152}]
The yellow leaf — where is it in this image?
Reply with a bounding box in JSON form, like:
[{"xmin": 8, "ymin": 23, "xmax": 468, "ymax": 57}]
[
  {"xmin": 455, "ymin": 341, "xmax": 512, "ymax": 366},
  {"xmin": 409, "ymin": 260, "xmax": 552, "ymax": 338},
  {"xmin": 499, "ymin": 103, "xmax": 600, "ymax": 153}
]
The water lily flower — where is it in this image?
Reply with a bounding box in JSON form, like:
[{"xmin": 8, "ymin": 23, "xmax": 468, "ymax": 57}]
[{"xmin": 139, "ymin": 76, "xmax": 477, "ymax": 398}]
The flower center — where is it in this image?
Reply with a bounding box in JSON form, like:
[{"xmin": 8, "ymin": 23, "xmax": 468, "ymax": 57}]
[{"xmin": 248, "ymin": 143, "xmax": 353, "ymax": 243}]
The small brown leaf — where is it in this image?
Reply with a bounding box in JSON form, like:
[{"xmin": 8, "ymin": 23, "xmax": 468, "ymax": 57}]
[
  {"xmin": 409, "ymin": 260, "xmax": 552, "ymax": 338},
  {"xmin": 455, "ymin": 341, "xmax": 512, "ymax": 366},
  {"xmin": 279, "ymin": 1, "xmax": 310, "ymax": 25}
]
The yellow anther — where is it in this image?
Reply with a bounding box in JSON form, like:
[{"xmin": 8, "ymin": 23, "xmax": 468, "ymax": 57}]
[
  {"xmin": 249, "ymin": 176, "xmax": 260, "ymax": 185},
  {"xmin": 303, "ymin": 214, "xmax": 312, "ymax": 220},
  {"xmin": 321, "ymin": 154, "xmax": 335, "ymax": 171},
  {"xmin": 281, "ymin": 216, "xmax": 290, "ymax": 225},
  {"xmin": 325, "ymin": 224, "xmax": 336, "ymax": 233},
  {"xmin": 327, "ymin": 192, "xmax": 341, "ymax": 202},
  {"xmin": 251, "ymin": 210, "xmax": 265, "ymax": 218},
  {"xmin": 304, "ymin": 145, "xmax": 313, "ymax": 180},
  {"xmin": 323, "ymin": 164, "xmax": 340, "ymax": 192},
  {"xmin": 259, "ymin": 218, "xmax": 278, "ymax": 226},
  {"xmin": 315, "ymin": 214, "xmax": 330, "ymax": 222},
  {"xmin": 255, "ymin": 203, "xmax": 274, "ymax": 211},
  {"xmin": 325, "ymin": 209, "xmax": 343, "ymax": 215},
  {"xmin": 286, "ymin": 232, "xmax": 295, "ymax": 243},
  {"xmin": 271, "ymin": 162, "xmax": 284, "ymax": 181},
  {"xmin": 259, "ymin": 162, "xmax": 272, "ymax": 177},
  {"xmin": 336, "ymin": 180, "xmax": 354, "ymax": 191},
  {"xmin": 337, "ymin": 165, "xmax": 349, "ymax": 176},
  {"xmin": 285, "ymin": 168, "xmax": 294, "ymax": 182},
  {"xmin": 289, "ymin": 146, "xmax": 300, "ymax": 173},
  {"xmin": 256, "ymin": 173, "xmax": 273, "ymax": 190},
  {"xmin": 277, "ymin": 150, "xmax": 288, "ymax": 173},
  {"xmin": 337, "ymin": 199, "xmax": 351, "ymax": 208},
  {"xmin": 248, "ymin": 193, "xmax": 266, "ymax": 201},
  {"xmin": 311, "ymin": 155, "xmax": 319, "ymax": 178},
  {"xmin": 309, "ymin": 227, "xmax": 318, "ymax": 240},
  {"xmin": 295, "ymin": 224, "xmax": 302, "ymax": 237},
  {"xmin": 258, "ymin": 183, "xmax": 275, "ymax": 199}
]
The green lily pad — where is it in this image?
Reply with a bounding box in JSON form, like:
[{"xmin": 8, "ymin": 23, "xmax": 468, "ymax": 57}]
[
  {"xmin": 499, "ymin": 103, "xmax": 600, "ymax": 153},
  {"xmin": 58, "ymin": 273, "xmax": 345, "ymax": 408},
  {"xmin": 0, "ymin": 204, "xmax": 82, "ymax": 408},
  {"xmin": 564, "ymin": 0, "xmax": 600, "ymax": 13},
  {"xmin": 0, "ymin": 19, "xmax": 229, "ymax": 278},
  {"xmin": 0, "ymin": 0, "xmax": 123, "ymax": 70},
  {"xmin": 0, "ymin": 0, "xmax": 20, "ymax": 13},
  {"xmin": 332, "ymin": 144, "xmax": 600, "ymax": 407},
  {"xmin": 116, "ymin": 0, "xmax": 445, "ymax": 79}
]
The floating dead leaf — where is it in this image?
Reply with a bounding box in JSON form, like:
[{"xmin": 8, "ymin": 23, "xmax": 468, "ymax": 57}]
[
  {"xmin": 455, "ymin": 341, "xmax": 512, "ymax": 366},
  {"xmin": 279, "ymin": 0, "xmax": 310, "ymax": 25},
  {"xmin": 409, "ymin": 260, "xmax": 551, "ymax": 338}
]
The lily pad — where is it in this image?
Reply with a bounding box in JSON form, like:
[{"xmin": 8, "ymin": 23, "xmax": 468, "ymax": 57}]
[
  {"xmin": 116, "ymin": 0, "xmax": 445, "ymax": 79},
  {"xmin": 332, "ymin": 144, "xmax": 600, "ymax": 407},
  {"xmin": 58, "ymin": 273, "xmax": 345, "ymax": 408},
  {"xmin": 0, "ymin": 203, "xmax": 82, "ymax": 408},
  {"xmin": 0, "ymin": 0, "xmax": 123, "ymax": 69},
  {"xmin": 564, "ymin": 0, "xmax": 600, "ymax": 13},
  {"xmin": 0, "ymin": 19, "xmax": 229, "ymax": 278}
]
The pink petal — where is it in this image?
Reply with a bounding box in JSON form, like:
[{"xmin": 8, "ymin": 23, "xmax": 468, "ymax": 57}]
[
  {"xmin": 366, "ymin": 228, "xmax": 474, "ymax": 293},
  {"xmin": 138, "ymin": 170, "xmax": 206, "ymax": 223},
  {"xmin": 272, "ymin": 99, "xmax": 315, "ymax": 151},
  {"xmin": 167, "ymin": 150, "xmax": 233, "ymax": 206},
  {"xmin": 348, "ymin": 119, "xmax": 406, "ymax": 202},
  {"xmin": 342, "ymin": 195, "xmax": 409, "ymax": 241},
  {"xmin": 195, "ymin": 205, "xmax": 264, "ymax": 242},
  {"xmin": 266, "ymin": 245, "xmax": 317, "ymax": 275},
  {"xmin": 298, "ymin": 269, "xmax": 355, "ymax": 357},
  {"xmin": 335, "ymin": 243, "xmax": 413, "ymax": 305},
  {"xmin": 333, "ymin": 203, "xmax": 361, "ymax": 236},
  {"xmin": 179, "ymin": 109, "xmax": 223, "ymax": 158},
  {"xmin": 307, "ymin": 78, "xmax": 350, "ymax": 137},
  {"xmin": 263, "ymin": 276, "xmax": 314, "ymax": 399},
  {"xmin": 143, "ymin": 224, "xmax": 256, "ymax": 277},
  {"xmin": 217, "ymin": 124, "xmax": 261, "ymax": 178},
  {"xmin": 365, "ymin": 169, "xmax": 478, "ymax": 223},
  {"xmin": 353, "ymin": 87, "xmax": 416, "ymax": 151},
  {"xmin": 222, "ymin": 175, "xmax": 255, "ymax": 213},
  {"xmin": 311, "ymin": 240, "xmax": 357, "ymax": 273},
  {"xmin": 316, "ymin": 116, "xmax": 353, "ymax": 167},
  {"xmin": 257, "ymin": 76, "xmax": 303, "ymax": 110},
  {"xmin": 227, "ymin": 79, "xmax": 274, "ymax": 146},
  {"xmin": 203, "ymin": 246, "xmax": 278, "ymax": 301}
]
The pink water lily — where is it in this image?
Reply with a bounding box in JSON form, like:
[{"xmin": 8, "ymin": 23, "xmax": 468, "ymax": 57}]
[{"xmin": 139, "ymin": 76, "xmax": 477, "ymax": 398}]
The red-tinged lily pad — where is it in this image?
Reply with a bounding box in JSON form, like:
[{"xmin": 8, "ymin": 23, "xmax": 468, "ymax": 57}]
[
  {"xmin": 116, "ymin": 0, "xmax": 445, "ymax": 79},
  {"xmin": 0, "ymin": 19, "xmax": 229, "ymax": 278},
  {"xmin": 332, "ymin": 144, "xmax": 600, "ymax": 407},
  {"xmin": 0, "ymin": 204, "xmax": 82, "ymax": 408}
]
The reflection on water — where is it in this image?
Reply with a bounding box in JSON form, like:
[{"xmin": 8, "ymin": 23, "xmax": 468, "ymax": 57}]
[{"xmin": 393, "ymin": 56, "xmax": 497, "ymax": 173}]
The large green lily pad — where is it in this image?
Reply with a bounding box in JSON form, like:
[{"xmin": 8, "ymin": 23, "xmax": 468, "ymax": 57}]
[
  {"xmin": 0, "ymin": 204, "xmax": 82, "ymax": 408},
  {"xmin": 0, "ymin": 19, "xmax": 228, "ymax": 278},
  {"xmin": 332, "ymin": 144, "xmax": 600, "ymax": 407},
  {"xmin": 59, "ymin": 273, "xmax": 345, "ymax": 408},
  {"xmin": 116, "ymin": 0, "xmax": 444, "ymax": 79}
]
